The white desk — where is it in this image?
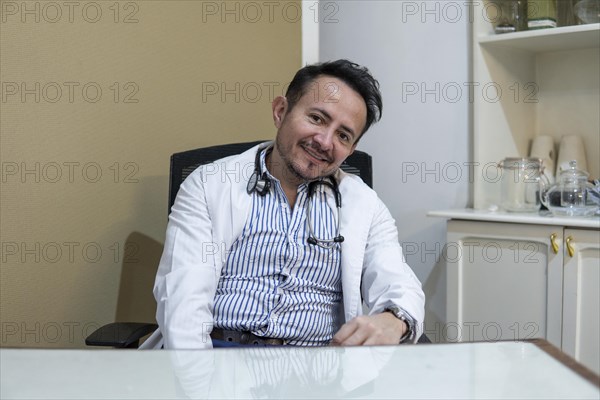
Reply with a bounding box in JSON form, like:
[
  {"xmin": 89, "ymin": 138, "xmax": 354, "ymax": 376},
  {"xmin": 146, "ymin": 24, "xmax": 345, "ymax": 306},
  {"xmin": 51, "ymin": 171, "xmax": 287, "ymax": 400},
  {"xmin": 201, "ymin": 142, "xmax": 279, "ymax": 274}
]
[{"xmin": 2, "ymin": 341, "xmax": 599, "ymax": 399}]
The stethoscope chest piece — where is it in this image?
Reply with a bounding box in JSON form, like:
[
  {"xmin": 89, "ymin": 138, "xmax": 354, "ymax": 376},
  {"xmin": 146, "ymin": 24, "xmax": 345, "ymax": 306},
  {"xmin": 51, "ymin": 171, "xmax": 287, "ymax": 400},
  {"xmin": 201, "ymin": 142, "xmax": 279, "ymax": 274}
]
[
  {"xmin": 246, "ymin": 171, "xmax": 270, "ymax": 196},
  {"xmin": 246, "ymin": 172, "xmax": 259, "ymax": 194},
  {"xmin": 246, "ymin": 148, "xmax": 271, "ymax": 196}
]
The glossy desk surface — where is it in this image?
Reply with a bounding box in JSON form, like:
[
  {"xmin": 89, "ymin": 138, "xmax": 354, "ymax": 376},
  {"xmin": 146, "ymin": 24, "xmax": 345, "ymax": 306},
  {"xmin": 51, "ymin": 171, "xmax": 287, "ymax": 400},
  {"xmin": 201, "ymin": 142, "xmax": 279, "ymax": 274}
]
[{"xmin": 2, "ymin": 341, "xmax": 599, "ymax": 399}]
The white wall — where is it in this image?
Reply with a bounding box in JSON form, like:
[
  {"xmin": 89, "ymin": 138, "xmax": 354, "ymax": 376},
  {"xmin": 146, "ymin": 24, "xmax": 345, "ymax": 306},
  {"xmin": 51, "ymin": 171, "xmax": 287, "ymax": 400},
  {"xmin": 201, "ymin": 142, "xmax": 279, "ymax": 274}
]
[{"xmin": 319, "ymin": 0, "xmax": 470, "ymax": 340}]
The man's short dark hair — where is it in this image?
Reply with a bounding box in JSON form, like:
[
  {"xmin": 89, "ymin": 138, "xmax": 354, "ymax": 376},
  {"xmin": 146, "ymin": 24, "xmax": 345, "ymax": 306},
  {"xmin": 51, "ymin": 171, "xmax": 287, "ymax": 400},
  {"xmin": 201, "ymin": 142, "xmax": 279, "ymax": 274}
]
[{"xmin": 285, "ymin": 59, "xmax": 383, "ymax": 138}]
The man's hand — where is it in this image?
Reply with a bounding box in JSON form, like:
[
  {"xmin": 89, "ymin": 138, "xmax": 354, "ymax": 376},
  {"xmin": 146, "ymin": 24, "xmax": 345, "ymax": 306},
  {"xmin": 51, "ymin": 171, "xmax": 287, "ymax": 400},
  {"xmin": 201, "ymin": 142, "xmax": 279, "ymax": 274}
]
[{"xmin": 330, "ymin": 312, "xmax": 407, "ymax": 346}]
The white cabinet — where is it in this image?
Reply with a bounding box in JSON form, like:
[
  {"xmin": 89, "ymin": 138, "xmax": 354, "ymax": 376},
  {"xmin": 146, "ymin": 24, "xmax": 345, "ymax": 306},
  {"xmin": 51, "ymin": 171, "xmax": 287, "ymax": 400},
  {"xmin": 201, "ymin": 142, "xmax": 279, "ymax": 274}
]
[
  {"xmin": 445, "ymin": 218, "xmax": 599, "ymax": 374},
  {"xmin": 469, "ymin": 0, "xmax": 600, "ymax": 210},
  {"xmin": 561, "ymin": 228, "xmax": 600, "ymax": 374},
  {"xmin": 446, "ymin": 220, "xmax": 563, "ymax": 345}
]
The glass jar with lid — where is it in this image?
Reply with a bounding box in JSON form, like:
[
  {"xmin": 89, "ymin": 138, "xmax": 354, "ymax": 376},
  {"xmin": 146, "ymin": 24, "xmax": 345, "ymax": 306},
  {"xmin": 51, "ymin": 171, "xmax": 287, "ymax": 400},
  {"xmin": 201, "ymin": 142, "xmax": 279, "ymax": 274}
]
[{"xmin": 540, "ymin": 160, "xmax": 598, "ymax": 216}]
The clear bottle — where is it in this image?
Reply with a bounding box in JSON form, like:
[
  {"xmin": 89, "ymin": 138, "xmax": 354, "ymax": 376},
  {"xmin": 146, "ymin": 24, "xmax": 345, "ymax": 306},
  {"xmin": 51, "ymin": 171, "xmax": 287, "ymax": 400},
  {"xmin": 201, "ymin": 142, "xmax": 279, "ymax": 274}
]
[{"xmin": 528, "ymin": 0, "xmax": 558, "ymax": 29}]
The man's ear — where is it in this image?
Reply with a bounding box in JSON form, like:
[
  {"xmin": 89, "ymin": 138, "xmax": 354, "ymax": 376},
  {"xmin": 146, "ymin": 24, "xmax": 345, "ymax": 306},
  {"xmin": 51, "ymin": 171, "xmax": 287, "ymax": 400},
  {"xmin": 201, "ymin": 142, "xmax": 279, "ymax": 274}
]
[{"xmin": 272, "ymin": 96, "xmax": 288, "ymax": 128}]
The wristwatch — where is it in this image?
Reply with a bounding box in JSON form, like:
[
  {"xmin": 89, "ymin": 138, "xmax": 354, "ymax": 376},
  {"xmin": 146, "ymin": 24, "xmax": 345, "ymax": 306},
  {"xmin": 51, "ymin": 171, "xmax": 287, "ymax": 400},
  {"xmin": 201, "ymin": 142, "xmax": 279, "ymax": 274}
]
[{"xmin": 385, "ymin": 306, "xmax": 416, "ymax": 344}]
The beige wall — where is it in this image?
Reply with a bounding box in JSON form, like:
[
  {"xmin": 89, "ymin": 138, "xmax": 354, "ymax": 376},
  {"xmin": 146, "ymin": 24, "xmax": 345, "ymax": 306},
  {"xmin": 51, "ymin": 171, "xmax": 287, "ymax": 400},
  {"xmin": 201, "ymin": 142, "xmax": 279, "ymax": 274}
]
[{"xmin": 0, "ymin": 0, "xmax": 301, "ymax": 348}]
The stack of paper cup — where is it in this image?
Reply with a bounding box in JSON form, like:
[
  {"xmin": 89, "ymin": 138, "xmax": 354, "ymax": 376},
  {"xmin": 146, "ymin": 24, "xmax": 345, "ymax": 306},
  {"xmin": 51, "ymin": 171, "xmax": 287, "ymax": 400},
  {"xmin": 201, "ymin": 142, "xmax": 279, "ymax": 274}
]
[
  {"xmin": 557, "ymin": 135, "xmax": 588, "ymax": 175},
  {"xmin": 530, "ymin": 135, "xmax": 556, "ymax": 183}
]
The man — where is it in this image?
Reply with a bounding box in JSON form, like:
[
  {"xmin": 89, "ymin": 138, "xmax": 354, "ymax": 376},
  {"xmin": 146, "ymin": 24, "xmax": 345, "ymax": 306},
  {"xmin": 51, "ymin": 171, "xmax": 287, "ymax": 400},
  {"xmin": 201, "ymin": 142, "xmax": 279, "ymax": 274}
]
[{"xmin": 141, "ymin": 60, "xmax": 425, "ymax": 349}]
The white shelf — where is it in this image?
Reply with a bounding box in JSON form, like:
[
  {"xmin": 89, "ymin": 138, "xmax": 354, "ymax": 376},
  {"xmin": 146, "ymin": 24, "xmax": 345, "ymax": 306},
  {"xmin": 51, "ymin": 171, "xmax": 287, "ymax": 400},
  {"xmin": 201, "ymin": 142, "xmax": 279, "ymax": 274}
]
[
  {"xmin": 478, "ymin": 23, "xmax": 600, "ymax": 53},
  {"xmin": 428, "ymin": 209, "xmax": 600, "ymax": 229},
  {"xmin": 472, "ymin": 14, "xmax": 600, "ymax": 209}
]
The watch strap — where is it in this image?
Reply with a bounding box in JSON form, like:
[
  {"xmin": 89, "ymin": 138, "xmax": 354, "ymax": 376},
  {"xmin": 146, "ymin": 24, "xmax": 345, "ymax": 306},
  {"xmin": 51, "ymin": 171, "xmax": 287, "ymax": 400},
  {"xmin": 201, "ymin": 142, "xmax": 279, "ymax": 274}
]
[{"xmin": 385, "ymin": 306, "xmax": 416, "ymax": 343}]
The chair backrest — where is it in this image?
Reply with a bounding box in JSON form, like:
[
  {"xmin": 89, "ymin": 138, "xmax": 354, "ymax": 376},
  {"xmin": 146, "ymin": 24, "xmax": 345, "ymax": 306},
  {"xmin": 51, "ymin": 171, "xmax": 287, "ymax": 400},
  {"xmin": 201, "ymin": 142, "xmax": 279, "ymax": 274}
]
[{"xmin": 169, "ymin": 140, "xmax": 373, "ymax": 213}]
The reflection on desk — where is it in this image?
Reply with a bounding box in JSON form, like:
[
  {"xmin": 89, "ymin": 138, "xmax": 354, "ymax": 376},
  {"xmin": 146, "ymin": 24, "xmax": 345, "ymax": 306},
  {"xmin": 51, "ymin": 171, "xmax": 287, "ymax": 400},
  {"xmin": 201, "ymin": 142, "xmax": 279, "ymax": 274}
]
[{"xmin": 2, "ymin": 342, "xmax": 599, "ymax": 399}]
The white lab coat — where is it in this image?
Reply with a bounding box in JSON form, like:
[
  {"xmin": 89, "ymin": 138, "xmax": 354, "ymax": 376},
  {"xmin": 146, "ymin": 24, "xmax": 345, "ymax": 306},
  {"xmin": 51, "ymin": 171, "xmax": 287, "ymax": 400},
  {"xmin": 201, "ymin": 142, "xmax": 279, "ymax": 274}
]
[{"xmin": 141, "ymin": 143, "xmax": 425, "ymax": 349}]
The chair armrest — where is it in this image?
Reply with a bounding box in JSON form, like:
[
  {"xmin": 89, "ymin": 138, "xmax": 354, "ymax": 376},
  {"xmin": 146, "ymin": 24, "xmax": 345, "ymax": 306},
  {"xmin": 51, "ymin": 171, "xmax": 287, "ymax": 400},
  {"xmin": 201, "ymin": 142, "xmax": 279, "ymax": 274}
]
[
  {"xmin": 417, "ymin": 333, "xmax": 432, "ymax": 344},
  {"xmin": 85, "ymin": 322, "xmax": 158, "ymax": 348}
]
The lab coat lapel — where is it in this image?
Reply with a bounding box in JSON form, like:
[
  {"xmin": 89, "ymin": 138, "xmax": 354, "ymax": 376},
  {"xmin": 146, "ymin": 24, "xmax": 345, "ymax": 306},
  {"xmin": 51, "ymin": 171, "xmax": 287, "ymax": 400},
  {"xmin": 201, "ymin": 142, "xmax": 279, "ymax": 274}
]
[
  {"xmin": 337, "ymin": 172, "xmax": 373, "ymax": 322},
  {"xmin": 224, "ymin": 142, "xmax": 272, "ymax": 263},
  {"xmin": 206, "ymin": 144, "xmax": 265, "ymax": 267}
]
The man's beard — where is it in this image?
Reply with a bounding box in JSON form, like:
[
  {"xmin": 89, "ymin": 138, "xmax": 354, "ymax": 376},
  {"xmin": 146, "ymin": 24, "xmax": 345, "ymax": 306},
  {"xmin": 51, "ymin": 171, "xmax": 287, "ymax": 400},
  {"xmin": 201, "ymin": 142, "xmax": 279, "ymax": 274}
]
[{"xmin": 275, "ymin": 138, "xmax": 334, "ymax": 183}]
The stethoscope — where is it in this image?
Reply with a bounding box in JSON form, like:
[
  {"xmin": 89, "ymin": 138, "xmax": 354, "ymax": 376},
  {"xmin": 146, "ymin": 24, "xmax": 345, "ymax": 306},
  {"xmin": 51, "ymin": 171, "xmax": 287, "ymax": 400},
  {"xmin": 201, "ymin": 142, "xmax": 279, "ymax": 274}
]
[{"xmin": 246, "ymin": 148, "xmax": 344, "ymax": 248}]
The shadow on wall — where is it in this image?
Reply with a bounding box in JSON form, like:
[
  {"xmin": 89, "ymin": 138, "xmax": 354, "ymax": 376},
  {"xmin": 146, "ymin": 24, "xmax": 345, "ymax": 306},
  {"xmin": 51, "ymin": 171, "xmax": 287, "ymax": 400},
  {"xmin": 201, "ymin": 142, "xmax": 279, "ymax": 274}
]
[{"xmin": 114, "ymin": 231, "xmax": 162, "ymax": 324}]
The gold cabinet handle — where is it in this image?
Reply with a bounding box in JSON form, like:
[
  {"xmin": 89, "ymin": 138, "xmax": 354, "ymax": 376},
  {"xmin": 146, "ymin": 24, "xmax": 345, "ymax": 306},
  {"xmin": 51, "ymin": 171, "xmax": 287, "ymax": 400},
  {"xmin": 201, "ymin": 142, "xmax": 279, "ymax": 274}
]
[
  {"xmin": 550, "ymin": 233, "xmax": 559, "ymax": 254},
  {"xmin": 566, "ymin": 236, "xmax": 575, "ymax": 258}
]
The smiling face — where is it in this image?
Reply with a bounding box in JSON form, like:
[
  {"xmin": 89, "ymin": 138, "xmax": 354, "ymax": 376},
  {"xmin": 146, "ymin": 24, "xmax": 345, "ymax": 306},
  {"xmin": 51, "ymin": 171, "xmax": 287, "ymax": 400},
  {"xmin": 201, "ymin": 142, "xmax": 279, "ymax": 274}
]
[{"xmin": 269, "ymin": 75, "xmax": 367, "ymax": 188}]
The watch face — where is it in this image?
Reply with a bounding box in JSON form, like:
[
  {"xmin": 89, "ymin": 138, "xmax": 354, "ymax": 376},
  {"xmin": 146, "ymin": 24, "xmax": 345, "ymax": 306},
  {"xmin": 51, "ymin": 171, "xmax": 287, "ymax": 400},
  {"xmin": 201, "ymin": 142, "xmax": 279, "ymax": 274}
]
[{"xmin": 247, "ymin": 172, "xmax": 258, "ymax": 194}]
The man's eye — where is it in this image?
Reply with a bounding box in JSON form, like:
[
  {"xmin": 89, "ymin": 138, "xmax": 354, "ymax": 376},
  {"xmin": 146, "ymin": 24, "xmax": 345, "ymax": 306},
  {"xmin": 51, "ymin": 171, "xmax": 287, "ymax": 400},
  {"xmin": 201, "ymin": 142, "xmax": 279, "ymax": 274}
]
[
  {"xmin": 310, "ymin": 114, "xmax": 322, "ymax": 123},
  {"xmin": 339, "ymin": 132, "xmax": 350, "ymax": 142}
]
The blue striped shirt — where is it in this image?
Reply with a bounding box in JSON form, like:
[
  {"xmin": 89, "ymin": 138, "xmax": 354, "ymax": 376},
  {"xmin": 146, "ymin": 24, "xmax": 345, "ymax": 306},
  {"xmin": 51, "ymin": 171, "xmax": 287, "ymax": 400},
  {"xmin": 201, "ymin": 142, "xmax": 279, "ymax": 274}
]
[{"xmin": 213, "ymin": 148, "xmax": 342, "ymax": 346}]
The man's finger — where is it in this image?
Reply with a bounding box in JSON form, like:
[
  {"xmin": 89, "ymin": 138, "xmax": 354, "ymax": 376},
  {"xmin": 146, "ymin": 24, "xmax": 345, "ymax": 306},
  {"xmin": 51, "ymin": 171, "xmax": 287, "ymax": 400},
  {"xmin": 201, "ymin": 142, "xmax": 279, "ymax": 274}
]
[
  {"xmin": 339, "ymin": 327, "xmax": 370, "ymax": 346},
  {"xmin": 331, "ymin": 320, "xmax": 358, "ymax": 345}
]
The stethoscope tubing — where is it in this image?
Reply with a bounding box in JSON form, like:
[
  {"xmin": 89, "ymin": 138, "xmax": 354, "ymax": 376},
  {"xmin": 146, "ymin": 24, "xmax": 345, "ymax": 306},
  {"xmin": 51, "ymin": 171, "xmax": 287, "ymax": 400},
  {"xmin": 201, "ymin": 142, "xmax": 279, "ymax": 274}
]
[
  {"xmin": 248, "ymin": 147, "xmax": 344, "ymax": 249},
  {"xmin": 306, "ymin": 178, "xmax": 344, "ymax": 249}
]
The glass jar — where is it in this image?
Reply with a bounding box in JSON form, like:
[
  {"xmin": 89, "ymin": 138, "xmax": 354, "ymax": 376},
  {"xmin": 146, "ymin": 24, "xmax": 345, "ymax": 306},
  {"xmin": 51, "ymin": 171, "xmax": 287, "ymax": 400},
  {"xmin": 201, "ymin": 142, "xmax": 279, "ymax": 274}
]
[
  {"xmin": 498, "ymin": 157, "xmax": 544, "ymax": 212},
  {"xmin": 488, "ymin": 0, "xmax": 529, "ymax": 33},
  {"xmin": 574, "ymin": 0, "xmax": 600, "ymax": 24}
]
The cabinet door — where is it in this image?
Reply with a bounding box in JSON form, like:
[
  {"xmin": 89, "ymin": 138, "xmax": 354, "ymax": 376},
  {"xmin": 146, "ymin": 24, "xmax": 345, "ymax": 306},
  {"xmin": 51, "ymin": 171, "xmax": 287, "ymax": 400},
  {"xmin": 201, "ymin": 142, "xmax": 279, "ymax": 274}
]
[
  {"xmin": 562, "ymin": 228, "xmax": 600, "ymax": 375},
  {"xmin": 446, "ymin": 220, "xmax": 563, "ymax": 346}
]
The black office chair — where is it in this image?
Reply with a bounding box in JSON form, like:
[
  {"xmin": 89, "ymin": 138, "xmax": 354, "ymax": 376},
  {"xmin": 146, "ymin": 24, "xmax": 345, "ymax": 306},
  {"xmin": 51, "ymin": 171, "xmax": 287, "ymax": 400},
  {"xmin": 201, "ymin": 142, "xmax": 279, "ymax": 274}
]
[
  {"xmin": 85, "ymin": 140, "xmax": 374, "ymax": 348},
  {"xmin": 168, "ymin": 140, "xmax": 373, "ymax": 213}
]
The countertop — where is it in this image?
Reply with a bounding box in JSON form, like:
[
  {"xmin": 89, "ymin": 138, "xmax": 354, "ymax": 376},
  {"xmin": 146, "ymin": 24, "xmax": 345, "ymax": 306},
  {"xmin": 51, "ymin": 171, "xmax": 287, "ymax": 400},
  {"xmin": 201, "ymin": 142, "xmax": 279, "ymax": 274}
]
[{"xmin": 428, "ymin": 208, "xmax": 600, "ymax": 229}]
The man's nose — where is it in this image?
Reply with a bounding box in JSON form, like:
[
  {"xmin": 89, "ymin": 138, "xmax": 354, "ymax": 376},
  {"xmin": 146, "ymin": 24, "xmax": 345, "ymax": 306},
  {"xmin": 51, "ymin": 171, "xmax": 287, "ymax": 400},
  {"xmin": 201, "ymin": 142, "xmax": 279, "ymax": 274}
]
[{"xmin": 313, "ymin": 129, "xmax": 334, "ymax": 151}]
